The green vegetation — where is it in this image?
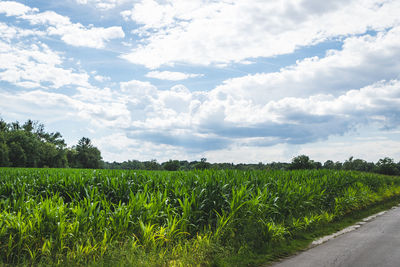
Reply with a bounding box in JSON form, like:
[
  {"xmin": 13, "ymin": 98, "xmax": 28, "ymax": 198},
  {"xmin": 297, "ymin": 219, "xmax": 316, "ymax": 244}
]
[
  {"xmin": 1, "ymin": 168, "xmax": 400, "ymax": 266},
  {"xmin": 0, "ymin": 119, "xmax": 102, "ymax": 168},
  {"xmin": 105, "ymin": 155, "xmax": 400, "ymax": 176}
]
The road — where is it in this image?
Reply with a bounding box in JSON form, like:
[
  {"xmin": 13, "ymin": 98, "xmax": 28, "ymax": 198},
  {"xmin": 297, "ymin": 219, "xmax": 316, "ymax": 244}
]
[{"xmin": 270, "ymin": 205, "xmax": 400, "ymax": 267}]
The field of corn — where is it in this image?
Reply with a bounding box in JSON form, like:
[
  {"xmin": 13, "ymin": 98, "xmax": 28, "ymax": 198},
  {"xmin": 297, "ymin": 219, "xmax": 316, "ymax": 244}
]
[{"xmin": 1, "ymin": 168, "xmax": 400, "ymax": 266}]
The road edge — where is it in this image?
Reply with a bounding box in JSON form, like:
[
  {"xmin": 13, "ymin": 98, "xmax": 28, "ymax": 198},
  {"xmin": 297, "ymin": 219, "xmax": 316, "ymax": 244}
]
[{"xmin": 309, "ymin": 203, "xmax": 400, "ymax": 248}]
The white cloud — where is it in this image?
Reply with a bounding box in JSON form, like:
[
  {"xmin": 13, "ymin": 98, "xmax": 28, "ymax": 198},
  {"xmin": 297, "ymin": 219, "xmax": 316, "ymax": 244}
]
[
  {"xmin": 0, "ymin": 22, "xmax": 44, "ymax": 40},
  {"xmin": 128, "ymin": 79, "xmax": 400, "ymax": 153},
  {"xmin": 121, "ymin": 0, "xmax": 400, "ymax": 68},
  {"xmin": 118, "ymin": 26, "xmax": 400, "ymax": 149},
  {"xmin": 75, "ymin": 0, "xmax": 129, "ymax": 10},
  {"xmin": 94, "ymin": 75, "xmax": 111, "ymax": 82},
  {"xmin": 0, "ymin": 90, "xmax": 81, "ymax": 120},
  {"xmin": 0, "ymin": 35, "xmax": 90, "ymax": 89},
  {"xmin": 0, "ymin": 1, "xmax": 37, "ymax": 16},
  {"xmin": 146, "ymin": 70, "xmax": 203, "ymax": 81},
  {"xmin": 0, "ymin": 87, "xmax": 131, "ymax": 130},
  {"xmin": 212, "ymin": 26, "xmax": 400, "ymax": 105},
  {"xmin": 120, "ymin": 79, "xmax": 157, "ymax": 95},
  {"xmin": 95, "ymin": 132, "xmax": 190, "ymax": 162},
  {"xmin": 0, "ymin": 1, "xmax": 125, "ymax": 48}
]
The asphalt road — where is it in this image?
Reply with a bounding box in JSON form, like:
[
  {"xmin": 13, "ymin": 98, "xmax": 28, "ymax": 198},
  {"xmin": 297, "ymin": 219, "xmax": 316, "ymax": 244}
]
[{"xmin": 270, "ymin": 205, "xmax": 400, "ymax": 267}]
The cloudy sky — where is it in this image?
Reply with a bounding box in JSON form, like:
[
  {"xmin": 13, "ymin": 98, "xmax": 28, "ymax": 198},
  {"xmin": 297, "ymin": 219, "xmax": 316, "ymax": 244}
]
[{"xmin": 0, "ymin": 0, "xmax": 400, "ymax": 163}]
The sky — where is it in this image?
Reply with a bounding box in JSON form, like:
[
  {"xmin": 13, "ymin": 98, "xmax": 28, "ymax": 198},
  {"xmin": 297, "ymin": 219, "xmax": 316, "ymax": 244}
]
[{"xmin": 0, "ymin": 0, "xmax": 400, "ymax": 164}]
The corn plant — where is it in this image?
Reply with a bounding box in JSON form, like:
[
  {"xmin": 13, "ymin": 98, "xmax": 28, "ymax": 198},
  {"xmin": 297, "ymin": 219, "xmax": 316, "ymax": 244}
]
[{"xmin": 0, "ymin": 167, "xmax": 400, "ymax": 265}]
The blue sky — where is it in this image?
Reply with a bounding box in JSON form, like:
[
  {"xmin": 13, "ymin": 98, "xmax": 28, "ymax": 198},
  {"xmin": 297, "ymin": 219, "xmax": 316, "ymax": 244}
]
[{"xmin": 0, "ymin": 0, "xmax": 400, "ymax": 163}]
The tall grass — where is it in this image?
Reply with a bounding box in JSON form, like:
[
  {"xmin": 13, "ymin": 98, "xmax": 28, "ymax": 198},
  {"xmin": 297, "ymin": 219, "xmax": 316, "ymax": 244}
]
[{"xmin": 1, "ymin": 168, "xmax": 400, "ymax": 265}]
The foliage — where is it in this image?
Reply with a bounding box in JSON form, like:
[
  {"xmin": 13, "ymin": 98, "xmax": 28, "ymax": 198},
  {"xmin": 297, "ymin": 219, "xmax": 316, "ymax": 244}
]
[
  {"xmin": 0, "ymin": 168, "xmax": 400, "ymax": 266},
  {"xmin": 289, "ymin": 155, "xmax": 317, "ymax": 170},
  {"xmin": 375, "ymin": 157, "xmax": 399, "ymax": 175},
  {"xmin": 74, "ymin": 137, "xmax": 102, "ymax": 169},
  {"xmin": 343, "ymin": 157, "xmax": 375, "ymax": 172},
  {"xmin": 0, "ymin": 118, "xmax": 102, "ymax": 169},
  {"xmin": 194, "ymin": 158, "xmax": 212, "ymax": 170},
  {"xmin": 105, "ymin": 156, "xmax": 400, "ymax": 176},
  {"xmin": 162, "ymin": 159, "xmax": 181, "ymax": 171}
]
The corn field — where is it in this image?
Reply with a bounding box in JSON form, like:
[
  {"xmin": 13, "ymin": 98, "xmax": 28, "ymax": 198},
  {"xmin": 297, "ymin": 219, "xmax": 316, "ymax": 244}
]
[{"xmin": 1, "ymin": 168, "xmax": 400, "ymax": 265}]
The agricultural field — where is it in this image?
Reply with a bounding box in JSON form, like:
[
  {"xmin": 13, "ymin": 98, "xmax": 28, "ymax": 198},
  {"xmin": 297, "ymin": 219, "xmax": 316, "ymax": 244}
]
[{"xmin": 1, "ymin": 168, "xmax": 400, "ymax": 266}]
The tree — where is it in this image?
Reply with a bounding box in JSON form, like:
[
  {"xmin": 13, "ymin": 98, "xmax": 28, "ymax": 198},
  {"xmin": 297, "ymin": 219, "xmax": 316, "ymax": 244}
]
[
  {"xmin": 122, "ymin": 160, "xmax": 144, "ymax": 170},
  {"xmin": 0, "ymin": 128, "xmax": 9, "ymax": 166},
  {"xmin": 323, "ymin": 160, "xmax": 335, "ymax": 169},
  {"xmin": 162, "ymin": 160, "xmax": 180, "ymax": 171},
  {"xmin": 375, "ymin": 157, "xmax": 399, "ymax": 175},
  {"xmin": 143, "ymin": 159, "xmax": 160, "ymax": 170},
  {"xmin": 8, "ymin": 142, "xmax": 27, "ymax": 167},
  {"xmin": 66, "ymin": 148, "xmax": 79, "ymax": 168},
  {"xmin": 39, "ymin": 142, "xmax": 67, "ymax": 168},
  {"xmin": 343, "ymin": 157, "xmax": 374, "ymax": 172},
  {"xmin": 194, "ymin": 158, "xmax": 211, "ymax": 170},
  {"xmin": 289, "ymin": 155, "xmax": 315, "ymax": 170},
  {"xmin": 0, "ymin": 142, "xmax": 9, "ymax": 166},
  {"xmin": 75, "ymin": 137, "xmax": 102, "ymax": 169}
]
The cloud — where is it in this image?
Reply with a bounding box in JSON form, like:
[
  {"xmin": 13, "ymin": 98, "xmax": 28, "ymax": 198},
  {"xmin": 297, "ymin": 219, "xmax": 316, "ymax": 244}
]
[
  {"xmin": 0, "ymin": 33, "xmax": 90, "ymax": 89},
  {"xmin": 3, "ymin": 82, "xmax": 398, "ymax": 163},
  {"xmin": 0, "ymin": 22, "xmax": 45, "ymax": 41},
  {"xmin": 0, "ymin": 86, "xmax": 131, "ymax": 130},
  {"xmin": 112, "ymin": 76, "xmax": 400, "ymax": 153},
  {"xmin": 94, "ymin": 75, "xmax": 111, "ymax": 82},
  {"xmin": 1, "ymin": 77, "xmax": 399, "ymax": 158},
  {"xmin": 0, "ymin": 1, "xmax": 125, "ymax": 48},
  {"xmin": 75, "ymin": 0, "xmax": 129, "ymax": 10},
  {"xmin": 0, "ymin": 89, "xmax": 82, "ymax": 120},
  {"xmin": 95, "ymin": 132, "xmax": 191, "ymax": 162},
  {"xmin": 121, "ymin": 0, "xmax": 400, "ymax": 68},
  {"xmin": 212, "ymin": 26, "xmax": 400, "ymax": 104},
  {"xmin": 146, "ymin": 71, "xmax": 203, "ymax": 81},
  {"xmin": 0, "ymin": 1, "xmax": 37, "ymax": 16},
  {"xmin": 76, "ymin": 25, "xmax": 400, "ymax": 152}
]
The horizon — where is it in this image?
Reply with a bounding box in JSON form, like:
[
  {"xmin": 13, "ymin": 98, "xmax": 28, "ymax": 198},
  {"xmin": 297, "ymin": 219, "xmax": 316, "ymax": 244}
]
[{"xmin": 1, "ymin": 0, "xmax": 400, "ymax": 164}]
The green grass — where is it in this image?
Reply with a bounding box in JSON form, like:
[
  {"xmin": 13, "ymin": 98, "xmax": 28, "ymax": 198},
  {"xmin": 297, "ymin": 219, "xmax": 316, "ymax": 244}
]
[{"xmin": 1, "ymin": 168, "xmax": 400, "ymax": 266}]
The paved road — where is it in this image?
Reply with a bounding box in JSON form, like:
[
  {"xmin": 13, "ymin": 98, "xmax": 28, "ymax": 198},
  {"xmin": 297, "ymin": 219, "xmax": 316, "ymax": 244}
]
[{"xmin": 270, "ymin": 205, "xmax": 400, "ymax": 267}]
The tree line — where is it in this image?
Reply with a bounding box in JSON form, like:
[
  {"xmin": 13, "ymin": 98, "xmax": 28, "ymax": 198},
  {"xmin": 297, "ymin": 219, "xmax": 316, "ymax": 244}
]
[
  {"xmin": 1, "ymin": 118, "xmax": 399, "ymax": 176},
  {"xmin": 104, "ymin": 155, "xmax": 400, "ymax": 176},
  {"xmin": 0, "ymin": 119, "xmax": 102, "ymax": 168}
]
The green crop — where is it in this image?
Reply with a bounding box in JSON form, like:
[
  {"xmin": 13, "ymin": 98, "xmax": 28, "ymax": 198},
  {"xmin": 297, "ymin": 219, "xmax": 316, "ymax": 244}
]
[{"xmin": 0, "ymin": 168, "xmax": 400, "ymax": 265}]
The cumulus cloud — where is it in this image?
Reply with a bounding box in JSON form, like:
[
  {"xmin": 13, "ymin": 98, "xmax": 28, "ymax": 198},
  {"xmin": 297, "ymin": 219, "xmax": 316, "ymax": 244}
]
[
  {"xmin": 110, "ymin": 75, "xmax": 400, "ymax": 152},
  {"xmin": 0, "ymin": 1, "xmax": 37, "ymax": 16},
  {"xmin": 0, "ymin": 22, "xmax": 45, "ymax": 41},
  {"xmin": 45, "ymin": 22, "xmax": 400, "ymax": 153},
  {"xmin": 121, "ymin": 0, "xmax": 400, "ymax": 68},
  {"xmin": 0, "ymin": 86, "xmax": 131, "ymax": 130},
  {"xmin": 116, "ymin": 24, "xmax": 400, "ymax": 150},
  {"xmin": 95, "ymin": 132, "xmax": 191, "ymax": 163},
  {"xmin": 0, "ymin": 33, "xmax": 90, "ymax": 89},
  {"xmin": 0, "ymin": 90, "xmax": 82, "ymax": 120},
  {"xmin": 212, "ymin": 26, "xmax": 400, "ymax": 104},
  {"xmin": 0, "ymin": 1, "xmax": 124, "ymax": 48},
  {"xmin": 146, "ymin": 71, "xmax": 203, "ymax": 81}
]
